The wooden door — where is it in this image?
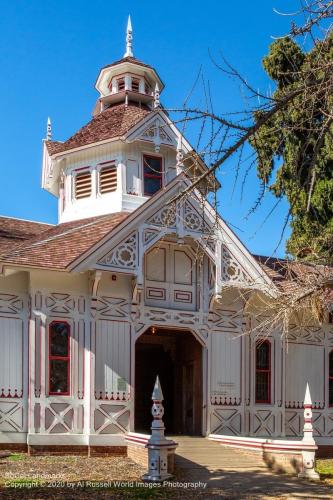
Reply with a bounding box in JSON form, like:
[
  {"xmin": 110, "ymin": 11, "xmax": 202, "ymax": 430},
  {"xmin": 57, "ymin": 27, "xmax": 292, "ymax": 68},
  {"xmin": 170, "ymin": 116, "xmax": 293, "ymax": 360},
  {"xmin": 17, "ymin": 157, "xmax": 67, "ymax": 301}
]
[{"xmin": 145, "ymin": 243, "xmax": 196, "ymax": 310}]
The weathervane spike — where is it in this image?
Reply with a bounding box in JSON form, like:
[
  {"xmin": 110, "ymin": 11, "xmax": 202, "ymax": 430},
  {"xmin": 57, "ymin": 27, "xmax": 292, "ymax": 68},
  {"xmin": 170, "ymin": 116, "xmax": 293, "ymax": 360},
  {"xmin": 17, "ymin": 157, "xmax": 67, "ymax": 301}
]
[
  {"xmin": 46, "ymin": 117, "xmax": 52, "ymax": 141},
  {"xmin": 124, "ymin": 15, "xmax": 133, "ymax": 58}
]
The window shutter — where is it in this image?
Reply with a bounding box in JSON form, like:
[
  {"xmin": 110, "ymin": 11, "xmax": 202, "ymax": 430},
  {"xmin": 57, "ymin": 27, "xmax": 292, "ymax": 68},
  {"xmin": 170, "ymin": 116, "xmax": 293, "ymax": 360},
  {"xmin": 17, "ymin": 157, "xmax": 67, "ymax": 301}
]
[
  {"xmin": 100, "ymin": 165, "xmax": 117, "ymax": 194},
  {"xmin": 75, "ymin": 172, "xmax": 91, "ymax": 199}
]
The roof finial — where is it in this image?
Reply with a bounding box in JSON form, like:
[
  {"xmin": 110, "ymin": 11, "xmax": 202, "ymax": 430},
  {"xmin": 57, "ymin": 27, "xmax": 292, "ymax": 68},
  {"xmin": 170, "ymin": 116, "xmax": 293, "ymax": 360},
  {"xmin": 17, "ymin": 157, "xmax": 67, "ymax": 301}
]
[
  {"xmin": 46, "ymin": 117, "xmax": 52, "ymax": 141},
  {"xmin": 124, "ymin": 15, "xmax": 133, "ymax": 58},
  {"xmin": 153, "ymin": 83, "xmax": 160, "ymax": 109}
]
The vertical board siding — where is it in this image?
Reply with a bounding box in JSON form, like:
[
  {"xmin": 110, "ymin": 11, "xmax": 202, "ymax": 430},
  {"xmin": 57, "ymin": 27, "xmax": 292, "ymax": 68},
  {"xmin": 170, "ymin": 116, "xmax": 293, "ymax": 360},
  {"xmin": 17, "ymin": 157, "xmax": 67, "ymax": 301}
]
[
  {"xmin": 285, "ymin": 344, "xmax": 324, "ymax": 404},
  {"xmin": 0, "ymin": 318, "xmax": 23, "ymax": 395},
  {"xmin": 211, "ymin": 332, "xmax": 241, "ymax": 400},
  {"xmin": 95, "ymin": 320, "xmax": 130, "ymax": 397}
]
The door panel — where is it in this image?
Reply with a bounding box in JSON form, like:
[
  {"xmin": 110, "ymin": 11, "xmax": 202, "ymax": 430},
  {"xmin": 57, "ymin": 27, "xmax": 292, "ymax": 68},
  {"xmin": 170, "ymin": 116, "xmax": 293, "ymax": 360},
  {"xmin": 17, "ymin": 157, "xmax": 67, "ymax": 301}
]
[{"xmin": 145, "ymin": 244, "xmax": 196, "ymax": 310}]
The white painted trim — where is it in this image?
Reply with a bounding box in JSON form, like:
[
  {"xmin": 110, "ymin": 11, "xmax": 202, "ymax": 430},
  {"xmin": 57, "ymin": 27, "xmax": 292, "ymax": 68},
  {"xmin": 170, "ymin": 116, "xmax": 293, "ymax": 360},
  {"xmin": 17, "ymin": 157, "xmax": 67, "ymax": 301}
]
[{"xmin": 0, "ymin": 432, "xmax": 27, "ymax": 444}]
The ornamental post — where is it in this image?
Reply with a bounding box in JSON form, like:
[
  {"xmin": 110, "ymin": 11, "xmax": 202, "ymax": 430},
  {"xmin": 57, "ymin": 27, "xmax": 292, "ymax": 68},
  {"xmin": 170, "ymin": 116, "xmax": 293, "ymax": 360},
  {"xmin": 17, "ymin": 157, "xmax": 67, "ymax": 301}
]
[
  {"xmin": 142, "ymin": 376, "xmax": 177, "ymax": 482},
  {"xmin": 298, "ymin": 383, "xmax": 320, "ymax": 480}
]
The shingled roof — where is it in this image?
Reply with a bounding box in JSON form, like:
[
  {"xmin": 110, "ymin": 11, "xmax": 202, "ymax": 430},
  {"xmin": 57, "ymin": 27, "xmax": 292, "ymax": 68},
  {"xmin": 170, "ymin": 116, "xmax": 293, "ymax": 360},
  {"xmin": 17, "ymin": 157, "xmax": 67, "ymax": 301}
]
[
  {"xmin": 45, "ymin": 103, "xmax": 150, "ymax": 155},
  {"xmin": 0, "ymin": 213, "xmax": 129, "ymax": 270},
  {"xmin": 0, "ymin": 217, "xmax": 53, "ymax": 256}
]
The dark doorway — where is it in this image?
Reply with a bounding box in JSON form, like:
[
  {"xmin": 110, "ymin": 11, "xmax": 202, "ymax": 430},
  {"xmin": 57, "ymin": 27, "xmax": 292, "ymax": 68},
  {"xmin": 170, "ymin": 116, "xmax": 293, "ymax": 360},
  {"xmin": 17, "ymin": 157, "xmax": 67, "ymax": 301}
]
[{"xmin": 134, "ymin": 328, "xmax": 203, "ymax": 435}]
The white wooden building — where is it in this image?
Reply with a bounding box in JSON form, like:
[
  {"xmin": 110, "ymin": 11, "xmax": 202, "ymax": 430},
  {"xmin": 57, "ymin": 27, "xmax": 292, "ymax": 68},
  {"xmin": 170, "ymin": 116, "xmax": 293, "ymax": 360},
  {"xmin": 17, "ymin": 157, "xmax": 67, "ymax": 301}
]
[{"xmin": 0, "ymin": 19, "xmax": 332, "ymax": 457}]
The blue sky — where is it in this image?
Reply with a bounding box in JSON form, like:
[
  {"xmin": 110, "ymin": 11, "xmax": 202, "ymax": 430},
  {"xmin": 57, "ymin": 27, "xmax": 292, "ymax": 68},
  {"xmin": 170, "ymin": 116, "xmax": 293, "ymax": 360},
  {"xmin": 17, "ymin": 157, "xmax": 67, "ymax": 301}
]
[{"xmin": 0, "ymin": 0, "xmax": 301, "ymax": 256}]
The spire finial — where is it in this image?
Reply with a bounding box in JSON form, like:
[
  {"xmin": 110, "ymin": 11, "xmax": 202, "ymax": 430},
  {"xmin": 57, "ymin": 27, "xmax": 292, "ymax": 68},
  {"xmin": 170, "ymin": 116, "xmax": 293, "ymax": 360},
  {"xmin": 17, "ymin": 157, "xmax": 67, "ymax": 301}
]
[
  {"xmin": 124, "ymin": 15, "xmax": 133, "ymax": 58},
  {"xmin": 154, "ymin": 83, "xmax": 160, "ymax": 109},
  {"xmin": 46, "ymin": 117, "xmax": 52, "ymax": 141}
]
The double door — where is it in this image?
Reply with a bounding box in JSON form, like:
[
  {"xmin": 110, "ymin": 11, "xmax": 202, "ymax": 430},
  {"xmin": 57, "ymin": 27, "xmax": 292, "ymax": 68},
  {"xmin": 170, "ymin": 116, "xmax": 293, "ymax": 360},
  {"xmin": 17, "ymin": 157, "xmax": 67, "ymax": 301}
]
[{"xmin": 145, "ymin": 243, "xmax": 197, "ymax": 311}]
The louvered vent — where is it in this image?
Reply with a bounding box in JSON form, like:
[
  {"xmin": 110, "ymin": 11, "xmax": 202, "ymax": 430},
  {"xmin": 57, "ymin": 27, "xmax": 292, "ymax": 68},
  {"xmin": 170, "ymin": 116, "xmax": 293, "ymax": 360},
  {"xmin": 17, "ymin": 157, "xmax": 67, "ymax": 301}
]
[
  {"xmin": 100, "ymin": 166, "xmax": 117, "ymax": 194},
  {"xmin": 132, "ymin": 78, "xmax": 140, "ymax": 92},
  {"xmin": 75, "ymin": 172, "xmax": 91, "ymax": 199}
]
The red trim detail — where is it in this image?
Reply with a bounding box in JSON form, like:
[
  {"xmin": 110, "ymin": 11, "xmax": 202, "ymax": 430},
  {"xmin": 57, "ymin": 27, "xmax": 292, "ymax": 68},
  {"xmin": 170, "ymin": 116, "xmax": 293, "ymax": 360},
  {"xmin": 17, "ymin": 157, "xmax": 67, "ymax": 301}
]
[
  {"xmin": 48, "ymin": 321, "xmax": 70, "ymax": 396},
  {"xmin": 329, "ymin": 349, "xmax": 333, "ymax": 407},
  {"xmin": 255, "ymin": 340, "xmax": 271, "ymax": 404}
]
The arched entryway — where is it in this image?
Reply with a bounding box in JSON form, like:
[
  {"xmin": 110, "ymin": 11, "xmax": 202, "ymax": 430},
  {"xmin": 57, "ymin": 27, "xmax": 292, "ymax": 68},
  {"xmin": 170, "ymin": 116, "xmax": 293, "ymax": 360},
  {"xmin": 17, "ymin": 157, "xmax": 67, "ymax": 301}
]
[{"xmin": 134, "ymin": 327, "xmax": 203, "ymax": 435}]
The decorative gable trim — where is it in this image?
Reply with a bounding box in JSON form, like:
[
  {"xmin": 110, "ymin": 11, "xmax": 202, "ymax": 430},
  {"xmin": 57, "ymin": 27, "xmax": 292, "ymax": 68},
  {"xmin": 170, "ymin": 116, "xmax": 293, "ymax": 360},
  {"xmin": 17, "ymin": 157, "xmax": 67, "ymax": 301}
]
[
  {"xmin": 69, "ymin": 175, "xmax": 275, "ymax": 294},
  {"xmin": 98, "ymin": 232, "xmax": 137, "ymax": 270},
  {"xmin": 126, "ymin": 113, "xmax": 177, "ymax": 152}
]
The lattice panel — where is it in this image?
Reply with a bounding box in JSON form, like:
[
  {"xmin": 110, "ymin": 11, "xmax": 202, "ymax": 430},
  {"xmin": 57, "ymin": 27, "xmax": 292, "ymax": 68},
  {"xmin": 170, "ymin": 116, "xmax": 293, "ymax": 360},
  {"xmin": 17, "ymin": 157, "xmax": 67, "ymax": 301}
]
[
  {"xmin": 45, "ymin": 293, "xmax": 75, "ymax": 314},
  {"xmin": 35, "ymin": 292, "xmax": 85, "ymax": 315},
  {"xmin": 209, "ymin": 308, "xmax": 243, "ymax": 333},
  {"xmin": 44, "ymin": 403, "xmax": 76, "ymax": 434},
  {"xmin": 96, "ymin": 297, "xmax": 129, "ymax": 318},
  {"xmin": 221, "ymin": 245, "xmax": 253, "ymax": 286},
  {"xmin": 148, "ymin": 206, "xmax": 176, "ymax": 227},
  {"xmin": 288, "ymin": 324, "xmax": 325, "ymax": 344},
  {"xmin": 252, "ymin": 410, "xmax": 276, "ymax": 436},
  {"xmin": 210, "ymin": 408, "xmax": 241, "ymax": 435},
  {"xmin": 144, "ymin": 308, "xmax": 200, "ymax": 326},
  {"xmin": 0, "ymin": 294, "xmax": 24, "ymax": 315},
  {"xmin": 143, "ymin": 229, "xmax": 160, "ymax": 247},
  {"xmin": 98, "ymin": 233, "xmax": 137, "ymax": 269},
  {"xmin": 285, "ymin": 410, "xmax": 302, "ymax": 437},
  {"xmin": 0, "ymin": 401, "xmax": 24, "ymax": 432},
  {"xmin": 183, "ymin": 201, "xmax": 211, "ymax": 233},
  {"xmin": 286, "ymin": 409, "xmax": 333, "ymax": 438},
  {"xmin": 94, "ymin": 403, "xmax": 130, "ymax": 434}
]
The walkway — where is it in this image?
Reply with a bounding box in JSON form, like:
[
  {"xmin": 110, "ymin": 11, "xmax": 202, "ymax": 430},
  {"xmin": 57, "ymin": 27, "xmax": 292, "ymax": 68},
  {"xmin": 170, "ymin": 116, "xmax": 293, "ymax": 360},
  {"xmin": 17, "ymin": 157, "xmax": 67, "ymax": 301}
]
[{"xmin": 171, "ymin": 436, "xmax": 332, "ymax": 498}]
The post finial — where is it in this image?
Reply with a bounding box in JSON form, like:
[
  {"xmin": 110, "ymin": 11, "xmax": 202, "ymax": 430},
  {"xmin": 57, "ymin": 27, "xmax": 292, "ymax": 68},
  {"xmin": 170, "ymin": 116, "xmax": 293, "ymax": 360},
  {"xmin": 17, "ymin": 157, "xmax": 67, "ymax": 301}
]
[
  {"xmin": 124, "ymin": 15, "xmax": 133, "ymax": 58},
  {"xmin": 152, "ymin": 375, "xmax": 164, "ymax": 401},
  {"xmin": 46, "ymin": 117, "xmax": 52, "ymax": 141},
  {"xmin": 304, "ymin": 383, "xmax": 312, "ymax": 406}
]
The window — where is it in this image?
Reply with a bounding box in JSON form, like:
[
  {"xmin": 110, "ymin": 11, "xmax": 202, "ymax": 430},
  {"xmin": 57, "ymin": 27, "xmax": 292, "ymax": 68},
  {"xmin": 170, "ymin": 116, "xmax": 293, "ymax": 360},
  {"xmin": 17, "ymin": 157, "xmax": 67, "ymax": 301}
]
[
  {"xmin": 144, "ymin": 82, "xmax": 151, "ymax": 95},
  {"xmin": 255, "ymin": 340, "xmax": 271, "ymax": 404},
  {"xmin": 99, "ymin": 165, "xmax": 117, "ymax": 194},
  {"xmin": 75, "ymin": 171, "xmax": 91, "ymax": 199},
  {"xmin": 132, "ymin": 77, "xmax": 140, "ymax": 92},
  {"xmin": 143, "ymin": 155, "xmax": 163, "ymax": 196},
  {"xmin": 49, "ymin": 322, "xmax": 70, "ymax": 395},
  {"xmin": 117, "ymin": 77, "xmax": 125, "ymax": 91},
  {"xmin": 329, "ymin": 350, "xmax": 333, "ymax": 407}
]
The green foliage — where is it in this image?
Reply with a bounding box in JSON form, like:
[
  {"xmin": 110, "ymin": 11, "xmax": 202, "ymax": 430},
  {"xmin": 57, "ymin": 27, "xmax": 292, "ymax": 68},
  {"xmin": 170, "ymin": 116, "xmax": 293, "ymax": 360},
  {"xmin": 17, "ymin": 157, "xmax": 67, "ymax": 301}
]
[
  {"xmin": 7, "ymin": 453, "xmax": 26, "ymax": 461},
  {"xmin": 251, "ymin": 35, "xmax": 333, "ymax": 260}
]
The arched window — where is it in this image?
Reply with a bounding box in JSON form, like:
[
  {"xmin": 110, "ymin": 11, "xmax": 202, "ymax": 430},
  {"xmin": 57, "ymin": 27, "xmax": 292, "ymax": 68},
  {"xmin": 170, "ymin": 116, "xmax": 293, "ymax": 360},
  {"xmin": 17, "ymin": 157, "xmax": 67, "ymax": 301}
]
[
  {"xmin": 255, "ymin": 340, "xmax": 271, "ymax": 404},
  {"xmin": 49, "ymin": 322, "xmax": 70, "ymax": 395},
  {"xmin": 329, "ymin": 350, "xmax": 333, "ymax": 407}
]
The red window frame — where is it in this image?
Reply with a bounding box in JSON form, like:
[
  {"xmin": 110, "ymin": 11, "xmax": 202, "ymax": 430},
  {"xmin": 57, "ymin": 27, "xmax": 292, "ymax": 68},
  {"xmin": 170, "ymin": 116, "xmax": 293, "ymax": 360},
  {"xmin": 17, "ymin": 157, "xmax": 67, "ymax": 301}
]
[
  {"xmin": 143, "ymin": 154, "xmax": 163, "ymax": 196},
  {"xmin": 329, "ymin": 350, "xmax": 333, "ymax": 407},
  {"xmin": 49, "ymin": 321, "xmax": 70, "ymax": 396},
  {"xmin": 255, "ymin": 340, "xmax": 271, "ymax": 404}
]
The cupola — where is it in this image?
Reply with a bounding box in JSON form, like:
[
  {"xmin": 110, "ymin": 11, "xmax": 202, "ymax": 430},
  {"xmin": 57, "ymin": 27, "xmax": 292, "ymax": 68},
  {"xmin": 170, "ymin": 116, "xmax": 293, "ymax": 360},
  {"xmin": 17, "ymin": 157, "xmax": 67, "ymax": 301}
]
[{"xmin": 94, "ymin": 17, "xmax": 164, "ymax": 113}]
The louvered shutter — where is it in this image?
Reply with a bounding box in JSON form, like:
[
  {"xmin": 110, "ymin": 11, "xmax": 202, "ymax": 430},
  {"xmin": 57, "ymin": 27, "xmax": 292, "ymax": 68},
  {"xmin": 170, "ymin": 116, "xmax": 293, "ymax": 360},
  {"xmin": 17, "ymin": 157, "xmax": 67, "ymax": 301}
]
[
  {"xmin": 75, "ymin": 172, "xmax": 91, "ymax": 199},
  {"xmin": 100, "ymin": 166, "xmax": 117, "ymax": 194}
]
